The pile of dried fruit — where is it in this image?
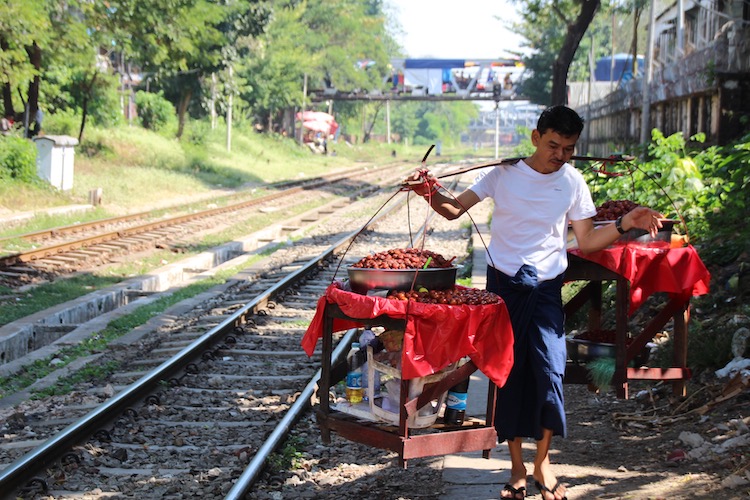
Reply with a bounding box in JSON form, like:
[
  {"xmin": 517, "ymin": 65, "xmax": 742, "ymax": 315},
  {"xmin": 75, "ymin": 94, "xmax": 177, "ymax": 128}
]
[
  {"xmin": 387, "ymin": 287, "xmax": 500, "ymax": 306},
  {"xmin": 351, "ymin": 248, "xmax": 454, "ymax": 269},
  {"xmin": 594, "ymin": 199, "xmax": 640, "ymax": 221}
]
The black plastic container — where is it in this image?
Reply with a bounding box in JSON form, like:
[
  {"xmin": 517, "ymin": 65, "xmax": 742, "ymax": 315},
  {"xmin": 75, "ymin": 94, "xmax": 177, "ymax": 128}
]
[{"xmin": 444, "ymin": 377, "xmax": 470, "ymax": 425}]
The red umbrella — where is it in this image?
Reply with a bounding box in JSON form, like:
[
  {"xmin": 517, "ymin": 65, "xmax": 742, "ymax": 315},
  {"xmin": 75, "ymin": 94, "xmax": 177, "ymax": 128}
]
[
  {"xmin": 302, "ymin": 120, "xmax": 332, "ymax": 133},
  {"xmin": 297, "ymin": 111, "xmax": 335, "ymax": 123}
]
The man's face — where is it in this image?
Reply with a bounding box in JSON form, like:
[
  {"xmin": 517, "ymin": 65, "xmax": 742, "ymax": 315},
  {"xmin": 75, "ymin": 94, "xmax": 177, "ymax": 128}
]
[{"xmin": 530, "ymin": 129, "xmax": 579, "ymax": 173}]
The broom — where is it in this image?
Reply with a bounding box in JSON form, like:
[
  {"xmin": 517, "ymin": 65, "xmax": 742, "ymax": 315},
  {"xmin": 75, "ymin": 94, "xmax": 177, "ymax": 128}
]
[{"xmin": 586, "ymin": 357, "xmax": 616, "ymax": 392}]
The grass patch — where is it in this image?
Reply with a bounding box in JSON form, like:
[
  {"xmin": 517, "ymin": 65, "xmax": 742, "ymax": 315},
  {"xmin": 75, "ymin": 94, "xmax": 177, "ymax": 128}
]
[
  {"xmin": 0, "ymin": 274, "xmax": 124, "ymax": 327},
  {"xmin": 0, "ymin": 266, "xmax": 244, "ymax": 399},
  {"xmin": 71, "ymin": 124, "xmax": 376, "ymax": 208},
  {"xmin": 266, "ymin": 435, "xmax": 305, "ymax": 474},
  {"xmin": 0, "ymin": 189, "xmax": 343, "ymax": 328},
  {"xmin": 0, "ymin": 207, "xmax": 113, "ymax": 243},
  {"xmin": 0, "ymin": 179, "xmax": 74, "ymax": 215},
  {"xmin": 0, "ymin": 120, "xmax": 473, "ymax": 234}
]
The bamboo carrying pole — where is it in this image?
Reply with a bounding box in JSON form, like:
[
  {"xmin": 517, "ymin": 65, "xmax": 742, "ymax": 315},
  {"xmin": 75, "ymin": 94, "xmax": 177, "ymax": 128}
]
[{"xmin": 433, "ymin": 154, "xmax": 636, "ymax": 180}]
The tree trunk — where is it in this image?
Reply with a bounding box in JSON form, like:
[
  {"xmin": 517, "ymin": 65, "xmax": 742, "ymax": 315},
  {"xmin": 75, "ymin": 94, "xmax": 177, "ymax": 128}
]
[
  {"xmin": 0, "ymin": 36, "xmax": 15, "ymax": 118},
  {"xmin": 363, "ymin": 102, "xmax": 383, "ymax": 143},
  {"xmin": 26, "ymin": 42, "xmax": 42, "ymax": 113},
  {"xmin": 26, "ymin": 41, "xmax": 42, "ymax": 135},
  {"xmin": 78, "ymin": 72, "xmax": 99, "ymax": 143},
  {"xmin": 631, "ymin": 6, "xmax": 643, "ymax": 77},
  {"xmin": 550, "ymin": 0, "xmax": 601, "ymax": 106},
  {"xmin": 176, "ymin": 88, "xmax": 193, "ymax": 139}
]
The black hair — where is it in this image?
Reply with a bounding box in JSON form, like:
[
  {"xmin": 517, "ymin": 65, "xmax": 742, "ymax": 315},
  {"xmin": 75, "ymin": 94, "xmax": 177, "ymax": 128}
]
[{"xmin": 536, "ymin": 105, "xmax": 584, "ymax": 137}]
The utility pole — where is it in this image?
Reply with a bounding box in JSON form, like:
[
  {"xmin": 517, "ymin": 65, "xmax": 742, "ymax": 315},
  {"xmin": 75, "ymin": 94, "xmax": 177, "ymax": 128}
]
[
  {"xmin": 610, "ymin": 12, "xmax": 616, "ymax": 93},
  {"xmin": 210, "ymin": 73, "xmax": 217, "ymax": 130},
  {"xmin": 676, "ymin": 0, "xmax": 685, "ymax": 57},
  {"xmin": 386, "ymin": 100, "xmax": 391, "ymax": 145},
  {"xmin": 226, "ymin": 65, "xmax": 233, "ymax": 152},
  {"xmin": 493, "ymin": 85, "xmax": 502, "ymax": 159},
  {"xmin": 299, "ymin": 74, "xmax": 308, "ymax": 145},
  {"xmin": 494, "ymin": 102, "xmax": 500, "ymax": 159},
  {"xmin": 640, "ymin": 0, "xmax": 656, "ymax": 147}
]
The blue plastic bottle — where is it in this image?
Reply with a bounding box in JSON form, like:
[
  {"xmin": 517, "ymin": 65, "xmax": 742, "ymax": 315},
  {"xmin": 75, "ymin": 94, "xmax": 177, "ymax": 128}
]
[{"xmin": 345, "ymin": 342, "xmax": 364, "ymax": 404}]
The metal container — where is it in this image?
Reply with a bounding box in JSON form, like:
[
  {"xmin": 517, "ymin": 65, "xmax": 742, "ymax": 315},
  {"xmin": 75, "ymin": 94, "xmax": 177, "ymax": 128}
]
[
  {"xmin": 347, "ymin": 267, "xmax": 457, "ymax": 295},
  {"xmin": 604, "ymin": 218, "xmax": 676, "ymax": 246},
  {"xmin": 568, "ymin": 219, "xmax": 677, "ymax": 249},
  {"xmin": 567, "ymin": 338, "xmax": 616, "ymax": 363},
  {"xmin": 567, "ymin": 338, "xmax": 650, "ymax": 365}
]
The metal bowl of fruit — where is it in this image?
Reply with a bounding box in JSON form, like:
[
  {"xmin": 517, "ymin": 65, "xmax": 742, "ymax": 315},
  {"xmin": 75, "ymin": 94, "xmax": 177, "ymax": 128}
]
[
  {"xmin": 567, "ymin": 337, "xmax": 650, "ymax": 365},
  {"xmin": 568, "ymin": 219, "xmax": 677, "ymax": 249},
  {"xmin": 347, "ymin": 267, "xmax": 457, "ymax": 295},
  {"xmin": 567, "ymin": 338, "xmax": 616, "ymax": 363},
  {"xmin": 598, "ymin": 219, "xmax": 676, "ymax": 246}
]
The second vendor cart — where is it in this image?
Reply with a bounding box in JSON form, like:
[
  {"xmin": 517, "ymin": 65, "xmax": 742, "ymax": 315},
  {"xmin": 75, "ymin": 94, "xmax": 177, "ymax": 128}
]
[{"xmin": 564, "ymin": 244, "xmax": 710, "ymax": 398}]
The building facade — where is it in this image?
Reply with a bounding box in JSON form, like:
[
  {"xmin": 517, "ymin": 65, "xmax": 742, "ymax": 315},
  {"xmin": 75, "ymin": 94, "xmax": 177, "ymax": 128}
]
[{"xmin": 579, "ymin": 0, "xmax": 750, "ymax": 156}]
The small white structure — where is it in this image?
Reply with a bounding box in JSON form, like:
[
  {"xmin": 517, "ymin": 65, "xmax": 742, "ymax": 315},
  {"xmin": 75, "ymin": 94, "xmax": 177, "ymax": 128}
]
[{"xmin": 33, "ymin": 135, "xmax": 78, "ymax": 191}]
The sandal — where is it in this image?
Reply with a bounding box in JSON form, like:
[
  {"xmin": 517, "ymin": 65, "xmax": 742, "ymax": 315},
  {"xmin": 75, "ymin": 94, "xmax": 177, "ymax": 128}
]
[
  {"xmin": 501, "ymin": 483, "xmax": 527, "ymax": 499},
  {"xmin": 534, "ymin": 480, "xmax": 567, "ymax": 500}
]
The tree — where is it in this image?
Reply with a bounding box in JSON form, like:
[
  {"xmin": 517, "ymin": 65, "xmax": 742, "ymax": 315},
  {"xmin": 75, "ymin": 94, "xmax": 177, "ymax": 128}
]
[
  {"xmin": 239, "ymin": 0, "xmax": 395, "ymax": 136},
  {"xmin": 103, "ymin": 0, "xmax": 270, "ymax": 139},
  {"xmin": 297, "ymin": 0, "xmax": 392, "ymax": 93},
  {"xmin": 0, "ymin": 1, "xmax": 110, "ymax": 139},
  {"xmin": 511, "ymin": 0, "xmax": 601, "ymax": 105},
  {"xmin": 240, "ymin": 2, "xmax": 315, "ymax": 131},
  {"xmin": 0, "ymin": 1, "xmax": 51, "ymax": 124}
]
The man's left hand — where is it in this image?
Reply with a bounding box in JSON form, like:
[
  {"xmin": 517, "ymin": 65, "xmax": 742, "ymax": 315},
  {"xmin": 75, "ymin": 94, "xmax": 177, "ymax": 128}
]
[{"xmin": 623, "ymin": 207, "xmax": 664, "ymax": 237}]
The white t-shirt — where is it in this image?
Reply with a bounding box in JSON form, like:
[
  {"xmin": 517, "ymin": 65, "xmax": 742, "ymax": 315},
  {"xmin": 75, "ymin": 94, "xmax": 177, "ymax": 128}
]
[{"xmin": 469, "ymin": 159, "xmax": 597, "ymax": 281}]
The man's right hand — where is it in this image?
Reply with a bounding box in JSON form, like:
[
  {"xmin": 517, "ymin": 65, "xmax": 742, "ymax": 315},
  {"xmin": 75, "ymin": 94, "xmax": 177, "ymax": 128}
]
[{"xmin": 402, "ymin": 169, "xmax": 438, "ymax": 196}]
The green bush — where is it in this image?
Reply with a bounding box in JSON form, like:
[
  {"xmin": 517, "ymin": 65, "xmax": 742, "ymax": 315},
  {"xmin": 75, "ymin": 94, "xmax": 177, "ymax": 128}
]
[
  {"xmin": 183, "ymin": 119, "xmax": 213, "ymax": 146},
  {"xmin": 134, "ymin": 91, "xmax": 177, "ymax": 132},
  {"xmin": 44, "ymin": 109, "xmax": 81, "ymax": 137},
  {"xmin": 52, "ymin": 71, "xmax": 123, "ymax": 129},
  {"xmin": 81, "ymin": 72, "xmax": 123, "ymax": 128},
  {"xmin": 0, "ymin": 136, "xmax": 37, "ymax": 182}
]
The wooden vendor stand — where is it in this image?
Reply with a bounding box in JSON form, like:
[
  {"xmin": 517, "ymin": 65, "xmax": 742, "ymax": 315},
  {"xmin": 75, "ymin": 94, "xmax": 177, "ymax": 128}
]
[
  {"xmin": 563, "ymin": 245, "xmax": 710, "ymax": 399},
  {"xmin": 301, "ymin": 283, "xmax": 515, "ymax": 467}
]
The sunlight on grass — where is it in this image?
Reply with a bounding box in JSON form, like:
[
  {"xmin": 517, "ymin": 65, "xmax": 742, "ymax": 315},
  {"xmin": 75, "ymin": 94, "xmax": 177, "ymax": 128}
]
[
  {"xmin": 0, "ymin": 207, "xmax": 112, "ymax": 240},
  {"xmin": 0, "ymin": 191, "xmax": 344, "ymax": 327},
  {"xmin": 0, "ymin": 274, "xmax": 124, "ymax": 327}
]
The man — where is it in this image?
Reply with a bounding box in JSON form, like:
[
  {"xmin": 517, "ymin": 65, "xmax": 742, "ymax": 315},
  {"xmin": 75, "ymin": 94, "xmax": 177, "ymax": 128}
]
[
  {"xmin": 405, "ymin": 105, "xmax": 662, "ymax": 500},
  {"xmin": 1, "ymin": 114, "xmax": 12, "ymax": 136}
]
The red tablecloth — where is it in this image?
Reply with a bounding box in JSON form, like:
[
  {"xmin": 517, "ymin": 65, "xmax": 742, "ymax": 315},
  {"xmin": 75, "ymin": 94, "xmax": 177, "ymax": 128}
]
[
  {"xmin": 301, "ymin": 283, "xmax": 515, "ymax": 388},
  {"xmin": 569, "ymin": 244, "xmax": 710, "ymax": 315}
]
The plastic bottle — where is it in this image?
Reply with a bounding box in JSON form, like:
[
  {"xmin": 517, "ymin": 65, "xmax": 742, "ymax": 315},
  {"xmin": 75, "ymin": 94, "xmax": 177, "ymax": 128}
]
[
  {"xmin": 444, "ymin": 377, "xmax": 470, "ymax": 425},
  {"xmin": 345, "ymin": 342, "xmax": 364, "ymax": 404},
  {"xmin": 358, "ymin": 329, "xmax": 380, "ymax": 399}
]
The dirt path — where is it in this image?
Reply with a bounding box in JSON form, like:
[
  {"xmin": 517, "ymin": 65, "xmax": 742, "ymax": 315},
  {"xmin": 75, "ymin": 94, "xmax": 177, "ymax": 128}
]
[{"xmin": 553, "ymin": 381, "xmax": 749, "ymax": 499}]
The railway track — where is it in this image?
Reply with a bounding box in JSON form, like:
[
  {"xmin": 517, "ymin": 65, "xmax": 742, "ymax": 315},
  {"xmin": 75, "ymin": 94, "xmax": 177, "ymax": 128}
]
[
  {"xmin": 0, "ymin": 171, "xmax": 472, "ymax": 499},
  {"xmin": 0, "ymin": 162, "xmax": 418, "ymax": 370},
  {"xmin": 0, "ymin": 163, "xmax": 406, "ymax": 288}
]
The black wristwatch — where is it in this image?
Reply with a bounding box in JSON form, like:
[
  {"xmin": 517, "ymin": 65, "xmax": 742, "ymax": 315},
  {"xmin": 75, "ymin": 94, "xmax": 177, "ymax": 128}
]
[{"xmin": 615, "ymin": 216, "xmax": 626, "ymax": 234}]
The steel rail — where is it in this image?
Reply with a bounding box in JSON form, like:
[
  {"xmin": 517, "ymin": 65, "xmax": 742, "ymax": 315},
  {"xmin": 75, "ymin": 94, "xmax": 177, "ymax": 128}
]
[
  {"xmin": 0, "ymin": 228, "xmax": 358, "ymax": 493},
  {"xmin": 0, "ymin": 163, "xmax": 398, "ymax": 267},
  {"xmin": 0, "ymin": 164, "xmax": 386, "ymax": 246},
  {"xmin": 224, "ymin": 329, "xmax": 356, "ymax": 500},
  {"xmin": 0, "ymin": 175, "xmax": 440, "ymax": 495},
  {"xmin": 224, "ymin": 178, "xmax": 461, "ymax": 499}
]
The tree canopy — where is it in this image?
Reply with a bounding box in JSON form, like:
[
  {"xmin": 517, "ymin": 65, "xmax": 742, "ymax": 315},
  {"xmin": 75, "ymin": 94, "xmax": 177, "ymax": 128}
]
[{"xmin": 0, "ymin": 0, "xmax": 638, "ymax": 144}]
